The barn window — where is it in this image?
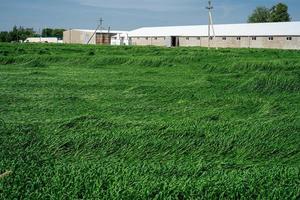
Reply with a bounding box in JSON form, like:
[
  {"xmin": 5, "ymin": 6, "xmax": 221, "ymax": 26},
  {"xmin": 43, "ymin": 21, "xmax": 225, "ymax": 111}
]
[
  {"xmin": 237, "ymin": 37, "xmax": 241, "ymax": 40},
  {"xmin": 268, "ymin": 36, "xmax": 274, "ymax": 41},
  {"xmin": 222, "ymin": 37, "xmax": 226, "ymax": 40},
  {"xmin": 186, "ymin": 37, "xmax": 189, "ymax": 40},
  {"xmin": 252, "ymin": 37, "xmax": 256, "ymax": 40},
  {"xmin": 286, "ymin": 36, "xmax": 292, "ymax": 40},
  {"xmin": 197, "ymin": 37, "xmax": 200, "ymax": 40}
]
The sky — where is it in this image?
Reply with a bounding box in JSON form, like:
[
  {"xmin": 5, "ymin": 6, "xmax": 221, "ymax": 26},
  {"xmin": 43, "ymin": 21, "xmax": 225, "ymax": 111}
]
[{"xmin": 0, "ymin": 0, "xmax": 300, "ymax": 31}]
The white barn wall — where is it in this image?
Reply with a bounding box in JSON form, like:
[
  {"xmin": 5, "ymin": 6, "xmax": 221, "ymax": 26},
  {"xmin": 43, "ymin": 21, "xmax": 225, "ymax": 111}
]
[{"xmin": 25, "ymin": 37, "xmax": 59, "ymax": 43}]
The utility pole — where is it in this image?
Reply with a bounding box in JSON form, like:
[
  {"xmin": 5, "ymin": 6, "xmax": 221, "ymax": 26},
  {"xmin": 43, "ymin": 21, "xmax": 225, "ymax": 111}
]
[
  {"xmin": 69, "ymin": 28, "xmax": 71, "ymax": 44},
  {"xmin": 87, "ymin": 18, "xmax": 103, "ymax": 44},
  {"xmin": 39, "ymin": 28, "xmax": 41, "ymax": 43},
  {"xmin": 206, "ymin": 0, "xmax": 216, "ymax": 49},
  {"xmin": 99, "ymin": 18, "xmax": 103, "ymax": 33}
]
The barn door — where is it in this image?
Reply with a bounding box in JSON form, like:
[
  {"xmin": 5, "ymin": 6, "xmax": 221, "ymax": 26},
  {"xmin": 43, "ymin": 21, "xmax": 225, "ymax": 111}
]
[{"xmin": 171, "ymin": 36, "xmax": 179, "ymax": 47}]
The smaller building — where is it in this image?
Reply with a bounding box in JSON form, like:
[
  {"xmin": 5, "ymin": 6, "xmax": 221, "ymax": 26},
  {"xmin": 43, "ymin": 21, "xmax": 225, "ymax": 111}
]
[
  {"xmin": 111, "ymin": 33, "xmax": 130, "ymax": 46},
  {"xmin": 24, "ymin": 37, "xmax": 61, "ymax": 43},
  {"xmin": 63, "ymin": 29, "xmax": 128, "ymax": 45}
]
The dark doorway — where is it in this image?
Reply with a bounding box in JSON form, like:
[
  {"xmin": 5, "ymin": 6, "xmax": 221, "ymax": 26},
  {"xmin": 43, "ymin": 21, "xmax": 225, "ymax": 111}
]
[{"xmin": 171, "ymin": 36, "xmax": 178, "ymax": 47}]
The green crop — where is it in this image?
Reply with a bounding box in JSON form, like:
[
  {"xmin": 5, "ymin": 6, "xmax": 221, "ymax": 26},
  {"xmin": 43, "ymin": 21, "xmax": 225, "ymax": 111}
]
[{"xmin": 0, "ymin": 43, "xmax": 299, "ymax": 199}]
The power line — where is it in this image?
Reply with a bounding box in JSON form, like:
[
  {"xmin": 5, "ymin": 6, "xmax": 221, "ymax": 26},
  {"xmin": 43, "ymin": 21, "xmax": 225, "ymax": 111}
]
[{"xmin": 87, "ymin": 18, "xmax": 103, "ymax": 44}]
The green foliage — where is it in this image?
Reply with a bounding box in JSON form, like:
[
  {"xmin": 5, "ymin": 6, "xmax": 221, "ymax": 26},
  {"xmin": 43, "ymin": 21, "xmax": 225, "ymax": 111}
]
[
  {"xmin": 0, "ymin": 27, "xmax": 65, "ymax": 43},
  {"xmin": 42, "ymin": 28, "xmax": 65, "ymax": 39},
  {"xmin": 0, "ymin": 43, "xmax": 299, "ymax": 199},
  {"xmin": 0, "ymin": 31, "xmax": 10, "ymax": 42},
  {"xmin": 0, "ymin": 26, "xmax": 35, "ymax": 42},
  {"xmin": 248, "ymin": 3, "xmax": 291, "ymax": 23},
  {"xmin": 248, "ymin": 7, "xmax": 270, "ymax": 23},
  {"xmin": 269, "ymin": 3, "xmax": 291, "ymax": 22}
]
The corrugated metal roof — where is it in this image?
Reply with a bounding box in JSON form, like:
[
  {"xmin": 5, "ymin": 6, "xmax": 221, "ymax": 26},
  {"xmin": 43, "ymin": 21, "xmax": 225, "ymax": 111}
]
[{"xmin": 128, "ymin": 22, "xmax": 300, "ymax": 37}]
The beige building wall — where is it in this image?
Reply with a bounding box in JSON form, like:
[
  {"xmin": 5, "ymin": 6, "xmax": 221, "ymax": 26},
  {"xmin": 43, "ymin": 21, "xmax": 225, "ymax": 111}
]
[
  {"xmin": 63, "ymin": 30, "xmax": 96, "ymax": 44},
  {"xmin": 131, "ymin": 37, "xmax": 149, "ymax": 46},
  {"xmin": 179, "ymin": 37, "xmax": 201, "ymax": 47},
  {"xmin": 208, "ymin": 36, "xmax": 300, "ymax": 49},
  {"xmin": 130, "ymin": 36, "xmax": 300, "ymax": 50},
  {"xmin": 249, "ymin": 36, "xmax": 300, "ymax": 50},
  {"xmin": 282, "ymin": 36, "xmax": 300, "ymax": 49},
  {"xmin": 131, "ymin": 37, "xmax": 165, "ymax": 46},
  {"xmin": 207, "ymin": 37, "xmax": 246, "ymax": 48},
  {"xmin": 150, "ymin": 37, "xmax": 166, "ymax": 46}
]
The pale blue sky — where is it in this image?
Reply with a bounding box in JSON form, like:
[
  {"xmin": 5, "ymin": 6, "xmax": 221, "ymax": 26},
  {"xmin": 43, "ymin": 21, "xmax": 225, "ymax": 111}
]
[{"xmin": 0, "ymin": 0, "xmax": 299, "ymax": 31}]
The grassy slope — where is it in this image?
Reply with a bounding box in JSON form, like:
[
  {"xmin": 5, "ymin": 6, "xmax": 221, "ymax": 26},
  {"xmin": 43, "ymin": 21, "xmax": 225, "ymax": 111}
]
[{"xmin": 0, "ymin": 43, "xmax": 299, "ymax": 199}]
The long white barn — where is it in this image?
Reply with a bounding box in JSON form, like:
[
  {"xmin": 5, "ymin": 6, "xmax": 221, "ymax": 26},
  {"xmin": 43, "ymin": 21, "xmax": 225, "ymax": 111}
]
[{"xmin": 128, "ymin": 22, "xmax": 300, "ymax": 49}]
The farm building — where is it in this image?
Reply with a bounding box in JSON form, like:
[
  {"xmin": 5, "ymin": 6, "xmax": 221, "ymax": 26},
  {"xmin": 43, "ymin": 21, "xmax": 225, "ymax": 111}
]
[
  {"xmin": 63, "ymin": 29, "xmax": 129, "ymax": 45},
  {"xmin": 128, "ymin": 21, "xmax": 300, "ymax": 49},
  {"xmin": 24, "ymin": 37, "xmax": 62, "ymax": 43}
]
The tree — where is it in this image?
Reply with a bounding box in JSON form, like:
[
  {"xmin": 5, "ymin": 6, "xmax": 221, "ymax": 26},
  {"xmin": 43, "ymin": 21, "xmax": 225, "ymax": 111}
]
[
  {"xmin": 0, "ymin": 26, "xmax": 65, "ymax": 43},
  {"xmin": 18, "ymin": 27, "xmax": 35, "ymax": 41},
  {"xmin": 248, "ymin": 3, "xmax": 291, "ymax": 23},
  {"xmin": 10, "ymin": 26, "xmax": 35, "ymax": 41},
  {"xmin": 42, "ymin": 28, "xmax": 65, "ymax": 39},
  {"xmin": 0, "ymin": 26, "xmax": 35, "ymax": 42},
  {"xmin": 0, "ymin": 31, "xmax": 10, "ymax": 42},
  {"xmin": 248, "ymin": 6, "xmax": 270, "ymax": 23},
  {"xmin": 42, "ymin": 28, "xmax": 53, "ymax": 37},
  {"xmin": 9, "ymin": 26, "xmax": 19, "ymax": 41},
  {"xmin": 52, "ymin": 29, "xmax": 65, "ymax": 39},
  {"xmin": 269, "ymin": 3, "xmax": 291, "ymax": 22}
]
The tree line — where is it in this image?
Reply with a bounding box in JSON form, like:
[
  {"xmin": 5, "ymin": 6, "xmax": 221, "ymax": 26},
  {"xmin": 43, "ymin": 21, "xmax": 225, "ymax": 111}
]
[
  {"xmin": 0, "ymin": 26, "xmax": 65, "ymax": 43},
  {"xmin": 248, "ymin": 3, "xmax": 291, "ymax": 23}
]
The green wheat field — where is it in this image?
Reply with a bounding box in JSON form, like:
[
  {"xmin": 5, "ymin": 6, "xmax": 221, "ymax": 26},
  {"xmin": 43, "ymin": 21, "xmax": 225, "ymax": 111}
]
[{"xmin": 0, "ymin": 43, "xmax": 299, "ymax": 199}]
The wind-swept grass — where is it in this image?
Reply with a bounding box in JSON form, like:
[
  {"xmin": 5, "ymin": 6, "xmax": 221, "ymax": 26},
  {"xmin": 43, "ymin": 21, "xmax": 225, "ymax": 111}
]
[{"xmin": 0, "ymin": 43, "xmax": 299, "ymax": 199}]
